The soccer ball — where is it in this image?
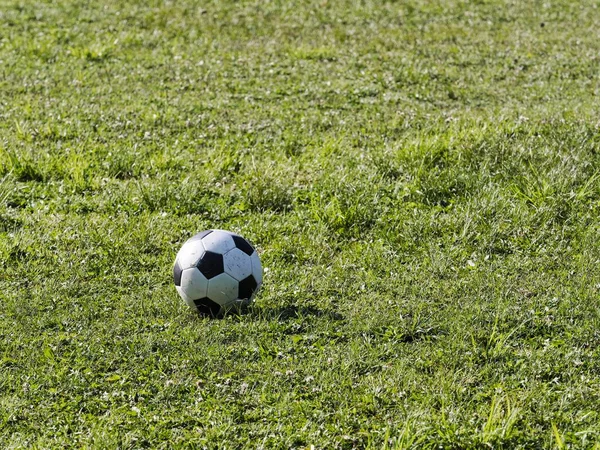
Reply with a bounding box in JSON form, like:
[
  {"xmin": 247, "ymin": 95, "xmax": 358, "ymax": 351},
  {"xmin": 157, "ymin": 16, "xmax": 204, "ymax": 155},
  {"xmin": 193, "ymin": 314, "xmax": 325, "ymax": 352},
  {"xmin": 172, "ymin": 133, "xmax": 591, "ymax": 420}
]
[{"xmin": 173, "ymin": 230, "xmax": 262, "ymax": 316}]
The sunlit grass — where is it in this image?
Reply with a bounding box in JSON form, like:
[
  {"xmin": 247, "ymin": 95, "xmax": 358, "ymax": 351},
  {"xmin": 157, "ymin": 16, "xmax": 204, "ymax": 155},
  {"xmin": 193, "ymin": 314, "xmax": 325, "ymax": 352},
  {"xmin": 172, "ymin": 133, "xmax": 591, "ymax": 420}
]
[{"xmin": 1, "ymin": 0, "xmax": 600, "ymax": 447}]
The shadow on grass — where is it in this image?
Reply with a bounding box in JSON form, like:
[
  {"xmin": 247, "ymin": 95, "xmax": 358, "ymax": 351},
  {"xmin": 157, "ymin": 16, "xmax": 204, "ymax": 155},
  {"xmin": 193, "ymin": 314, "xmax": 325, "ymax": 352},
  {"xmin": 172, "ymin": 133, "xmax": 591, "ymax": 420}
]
[{"xmin": 221, "ymin": 303, "xmax": 345, "ymax": 322}]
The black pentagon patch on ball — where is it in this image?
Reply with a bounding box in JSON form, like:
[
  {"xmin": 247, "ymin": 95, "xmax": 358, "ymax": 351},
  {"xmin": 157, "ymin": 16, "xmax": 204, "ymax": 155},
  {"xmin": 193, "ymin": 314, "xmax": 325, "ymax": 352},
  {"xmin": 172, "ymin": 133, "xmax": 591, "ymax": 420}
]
[
  {"xmin": 188, "ymin": 229, "xmax": 213, "ymax": 243},
  {"xmin": 173, "ymin": 260, "xmax": 183, "ymax": 286},
  {"xmin": 238, "ymin": 275, "xmax": 257, "ymax": 300},
  {"xmin": 232, "ymin": 235, "xmax": 254, "ymax": 256},
  {"xmin": 196, "ymin": 251, "xmax": 224, "ymax": 279},
  {"xmin": 193, "ymin": 297, "xmax": 222, "ymax": 317}
]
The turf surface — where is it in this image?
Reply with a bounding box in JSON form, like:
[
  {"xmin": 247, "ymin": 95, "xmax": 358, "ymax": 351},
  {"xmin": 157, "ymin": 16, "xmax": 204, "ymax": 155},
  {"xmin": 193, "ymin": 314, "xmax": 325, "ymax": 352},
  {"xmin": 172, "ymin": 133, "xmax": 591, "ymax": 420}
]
[{"xmin": 1, "ymin": 0, "xmax": 600, "ymax": 448}]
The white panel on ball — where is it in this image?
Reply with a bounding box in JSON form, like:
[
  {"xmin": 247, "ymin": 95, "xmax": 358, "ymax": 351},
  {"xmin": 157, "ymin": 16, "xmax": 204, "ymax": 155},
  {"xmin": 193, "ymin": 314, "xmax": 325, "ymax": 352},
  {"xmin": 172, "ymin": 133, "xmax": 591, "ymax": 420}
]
[
  {"xmin": 223, "ymin": 248, "xmax": 252, "ymax": 281},
  {"xmin": 207, "ymin": 273, "xmax": 239, "ymax": 305},
  {"xmin": 176, "ymin": 286, "xmax": 196, "ymax": 309},
  {"xmin": 201, "ymin": 230, "xmax": 236, "ymax": 254},
  {"xmin": 177, "ymin": 240, "xmax": 205, "ymax": 269},
  {"xmin": 180, "ymin": 267, "xmax": 209, "ymax": 300},
  {"xmin": 250, "ymin": 251, "xmax": 263, "ymax": 285}
]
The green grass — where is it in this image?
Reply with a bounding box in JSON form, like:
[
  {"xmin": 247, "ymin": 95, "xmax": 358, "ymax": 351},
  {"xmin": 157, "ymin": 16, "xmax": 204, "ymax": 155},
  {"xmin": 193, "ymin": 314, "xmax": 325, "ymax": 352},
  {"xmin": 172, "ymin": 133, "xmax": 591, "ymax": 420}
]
[{"xmin": 1, "ymin": 0, "xmax": 600, "ymax": 447}]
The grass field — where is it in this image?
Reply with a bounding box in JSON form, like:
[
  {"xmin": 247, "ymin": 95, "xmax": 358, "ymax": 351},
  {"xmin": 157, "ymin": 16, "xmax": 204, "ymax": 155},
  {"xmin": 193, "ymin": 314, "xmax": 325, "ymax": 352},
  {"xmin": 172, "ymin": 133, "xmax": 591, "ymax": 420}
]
[{"xmin": 1, "ymin": 0, "xmax": 600, "ymax": 448}]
